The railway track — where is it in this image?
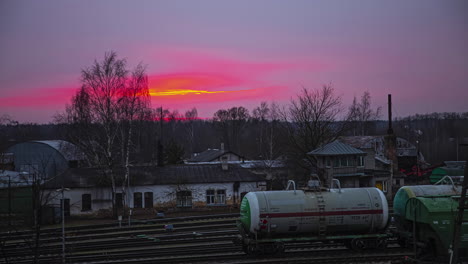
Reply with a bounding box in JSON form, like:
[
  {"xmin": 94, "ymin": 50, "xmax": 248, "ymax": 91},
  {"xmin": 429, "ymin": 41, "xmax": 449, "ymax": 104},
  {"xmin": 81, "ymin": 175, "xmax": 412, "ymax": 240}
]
[
  {"xmin": 1, "ymin": 213, "xmax": 239, "ymax": 243},
  {"xmin": 1, "ymin": 213, "xmax": 409, "ymax": 264}
]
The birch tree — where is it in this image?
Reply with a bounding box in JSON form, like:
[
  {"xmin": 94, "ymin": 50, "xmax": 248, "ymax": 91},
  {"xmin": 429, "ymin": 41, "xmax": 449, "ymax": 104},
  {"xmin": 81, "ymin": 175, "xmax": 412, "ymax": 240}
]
[{"xmin": 58, "ymin": 51, "xmax": 150, "ymax": 216}]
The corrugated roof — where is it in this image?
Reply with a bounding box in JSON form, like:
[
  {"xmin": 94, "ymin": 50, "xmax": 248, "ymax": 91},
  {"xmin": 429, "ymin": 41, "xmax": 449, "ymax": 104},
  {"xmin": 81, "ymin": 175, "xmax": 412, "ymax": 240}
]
[
  {"xmin": 307, "ymin": 140, "xmax": 366, "ymax": 156},
  {"xmin": 33, "ymin": 140, "xmax": 85, "ymax": 161},
  {"xmin": 47, "ymin": 164, "xmax": 265, "ymax": 188}
]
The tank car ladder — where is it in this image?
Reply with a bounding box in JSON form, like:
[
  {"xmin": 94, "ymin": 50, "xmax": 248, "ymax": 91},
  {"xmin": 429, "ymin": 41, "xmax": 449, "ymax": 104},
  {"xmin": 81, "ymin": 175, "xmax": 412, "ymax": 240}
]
[{"xmin": 316, "ymin": 191, "xmax": 327, "ymax": 237}]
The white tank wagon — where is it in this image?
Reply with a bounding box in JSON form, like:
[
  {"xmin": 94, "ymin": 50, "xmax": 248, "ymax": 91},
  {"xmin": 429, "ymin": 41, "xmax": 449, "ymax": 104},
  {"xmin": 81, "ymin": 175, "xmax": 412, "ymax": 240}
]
[{"xmin": 236, "ymin": 180, "xmax": 390, "ymax": 254}]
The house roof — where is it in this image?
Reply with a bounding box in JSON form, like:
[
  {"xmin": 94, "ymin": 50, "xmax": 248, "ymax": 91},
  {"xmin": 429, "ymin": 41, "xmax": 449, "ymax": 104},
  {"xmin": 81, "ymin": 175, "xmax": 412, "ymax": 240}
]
[
  {"xmin": 444, "ymin": 161, "xmax": 465, "ymax": 168},
  {"xmin": 32, "ymin": 140, "xmax": 85, "ymax": 161},
  {"xmin": 307, "ymin": 140, "xmax": 366, "ymax": 156},
  {"xmin": 47, "ymin": 164, "xmax": 264, "ymax": 188},
  {"xmin": 339, "ymin": 136, "xmax": 377, "ymax": 149},
  {"xmin": 187, "ymin": 149, "xmax": 240, "ymax": 162}
]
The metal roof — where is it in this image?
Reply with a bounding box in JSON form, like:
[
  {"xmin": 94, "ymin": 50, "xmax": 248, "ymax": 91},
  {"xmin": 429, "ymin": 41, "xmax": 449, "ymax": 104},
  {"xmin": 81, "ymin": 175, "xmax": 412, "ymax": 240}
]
[
  {"xmin": 47, "ymin": 164, "xmax": 265, "ymax": 188},
  {"xmin": 339, "ymin": 136, "xmax": 377, "ymax": 149},
  {"xmin": 307, "ymin": 140, "xmax": 366, "ymax": 156},
  {"xmin": 33, "ymin": 140, "xmax": 85, "ymax": 161},
  {"xmin": 444, "ymin": 161, "xmax": 465, "ymax": 168}
]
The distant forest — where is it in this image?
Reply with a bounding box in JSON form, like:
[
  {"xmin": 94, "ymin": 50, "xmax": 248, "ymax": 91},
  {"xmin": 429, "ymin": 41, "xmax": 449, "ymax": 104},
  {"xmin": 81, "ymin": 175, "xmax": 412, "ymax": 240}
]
[
  {"xmin": 1, "ymin": 53, "xmax": 467, "ymax": 171},
  {"xmin": 1, "ymin": 111, "xmax": 467, "ymax": 166}
]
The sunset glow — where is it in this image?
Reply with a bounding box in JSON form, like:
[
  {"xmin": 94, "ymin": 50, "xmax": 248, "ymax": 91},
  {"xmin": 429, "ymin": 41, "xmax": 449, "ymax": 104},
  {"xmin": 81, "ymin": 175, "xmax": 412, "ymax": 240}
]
[
  {"xmin": 1, "ymin": 1, "xmax": 467, "ymax": 123},
  {"xmin": 150, "ymin": 89, "xmax": 237, "ymax": 96}
]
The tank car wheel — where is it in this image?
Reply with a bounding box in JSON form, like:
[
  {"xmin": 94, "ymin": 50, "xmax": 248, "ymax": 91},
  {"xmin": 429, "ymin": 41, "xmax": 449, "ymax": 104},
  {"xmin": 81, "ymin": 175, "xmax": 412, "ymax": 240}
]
[
  {"xmin": 275, "ymin": 242, "xmax": 285, "ymax": 254},
  {"xmin": 376, "ymin": 238, "xmax": 387, "ymax": 249},
  {"xmin": 351, "ymin": 238, "xmax": 366, "ymax": 251}
]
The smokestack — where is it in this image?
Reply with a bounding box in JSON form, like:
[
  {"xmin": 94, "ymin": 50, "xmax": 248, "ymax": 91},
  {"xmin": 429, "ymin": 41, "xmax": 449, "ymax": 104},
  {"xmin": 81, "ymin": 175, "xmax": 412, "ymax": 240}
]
[
  {"xmin": 387, "ymin": 94, "xmax": 394, "ymax": 135},
  {"xmin": 221, "ymin": 143, "xmax": 225, "ymax": 151}
]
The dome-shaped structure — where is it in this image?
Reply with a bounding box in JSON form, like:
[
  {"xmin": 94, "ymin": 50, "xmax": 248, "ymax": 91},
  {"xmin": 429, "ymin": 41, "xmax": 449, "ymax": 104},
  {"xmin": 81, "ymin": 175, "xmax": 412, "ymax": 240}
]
[{"xmin": 7, "ymin": 140, "xmax": 84, "ymax": 179}]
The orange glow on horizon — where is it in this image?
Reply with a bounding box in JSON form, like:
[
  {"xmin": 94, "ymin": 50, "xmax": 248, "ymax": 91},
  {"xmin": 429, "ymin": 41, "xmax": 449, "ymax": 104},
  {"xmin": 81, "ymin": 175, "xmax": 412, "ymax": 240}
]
[{"xmin": 149, "ymin": 88, "xmax": 242, "ymax": 96}]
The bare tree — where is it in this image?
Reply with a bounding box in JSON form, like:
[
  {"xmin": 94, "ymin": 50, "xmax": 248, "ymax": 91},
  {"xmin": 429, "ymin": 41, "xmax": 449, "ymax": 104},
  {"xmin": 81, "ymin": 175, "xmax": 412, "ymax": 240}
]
[
  {"xmin": 281, "ymin": 84, "xmax": 355, "ymax": 184},
  {"xmin": 213, "ymin": 106, "xmax": 250, "ymax": 153},
  {"xmin": 119, "ymin": 63, "xmax": 150, "ymax": 210},
  {"xmin": 57, "ymin": 51, "xmax": 151, "ymax": 216},
  {"xmin": 349, "ymin": 91, "xmax": 381, "ymax": 135}
]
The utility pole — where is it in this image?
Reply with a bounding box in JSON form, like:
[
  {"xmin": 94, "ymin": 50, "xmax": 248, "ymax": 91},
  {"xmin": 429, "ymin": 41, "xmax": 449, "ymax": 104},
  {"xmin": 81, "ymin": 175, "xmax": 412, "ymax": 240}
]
[
  {"xmin": 451, "ymin": 143, "xmax": 468, "ymax": 264},
  {"xmin": 61, "ymin": 187, "xmax": 65, "ymax": 264},
  {"xmin": 57, "ymin": 186, "xmax": 70, "ymax": 264},
  {"xmin": 8, "ymin": 174, "xmax": 11, "ymax": 227}
]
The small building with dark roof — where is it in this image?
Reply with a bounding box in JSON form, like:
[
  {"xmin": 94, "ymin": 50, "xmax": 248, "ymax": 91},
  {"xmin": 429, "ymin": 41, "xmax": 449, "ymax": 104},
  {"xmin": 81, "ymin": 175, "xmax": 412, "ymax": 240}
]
[
  {"xmin": 45, "ymin": 163, "xmax": 266, "ymax": 215},
  {"xmin": 308, "ymin": 140, "xmax": 367, "ymax": 188}
]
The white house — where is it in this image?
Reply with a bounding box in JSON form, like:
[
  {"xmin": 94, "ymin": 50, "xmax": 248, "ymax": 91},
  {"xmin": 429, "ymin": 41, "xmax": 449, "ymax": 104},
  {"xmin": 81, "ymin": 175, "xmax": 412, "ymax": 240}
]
[{"xmin": 46, "ymin": 163, "xmax": 266, "ymax": 216}]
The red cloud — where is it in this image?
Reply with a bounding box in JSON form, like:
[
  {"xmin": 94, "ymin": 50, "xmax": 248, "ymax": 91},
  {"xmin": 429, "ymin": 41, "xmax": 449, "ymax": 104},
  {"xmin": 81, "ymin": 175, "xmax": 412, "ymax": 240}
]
[{"xmin": 0, "ymin": 87, "xmax": 76, "ymax": 108}]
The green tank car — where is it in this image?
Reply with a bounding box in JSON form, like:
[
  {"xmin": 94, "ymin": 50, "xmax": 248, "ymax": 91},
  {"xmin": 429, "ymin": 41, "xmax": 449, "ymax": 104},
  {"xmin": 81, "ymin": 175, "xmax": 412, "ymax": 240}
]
[
  {"xmin": 392, "ymin": 182, "xmax": 467, "ymax": 261},
  {"xmin": 403, "ymin": 196, "xmax": 468, "ymax": 260}
]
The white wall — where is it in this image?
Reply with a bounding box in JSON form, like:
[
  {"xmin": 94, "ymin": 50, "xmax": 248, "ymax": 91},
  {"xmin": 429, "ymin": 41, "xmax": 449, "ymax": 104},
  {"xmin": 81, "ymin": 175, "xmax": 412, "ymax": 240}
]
[{"xmin": 46, "ymin": 181, "xmax": 265, "ymax": 216}]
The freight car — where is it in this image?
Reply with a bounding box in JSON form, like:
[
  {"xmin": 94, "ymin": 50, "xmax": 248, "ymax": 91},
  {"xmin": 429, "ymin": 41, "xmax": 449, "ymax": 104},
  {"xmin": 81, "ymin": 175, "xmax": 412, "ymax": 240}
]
[
  {"xmin": 392, "ymin": 180, "xmax": 467, "ymax": 261},
  {"xmin": 235, "ymin": 180, "xmax": 390, "ymax": 254},
  {"xmin": 393, "ymin": 181, "xmax": 461, "ymax": 227}
]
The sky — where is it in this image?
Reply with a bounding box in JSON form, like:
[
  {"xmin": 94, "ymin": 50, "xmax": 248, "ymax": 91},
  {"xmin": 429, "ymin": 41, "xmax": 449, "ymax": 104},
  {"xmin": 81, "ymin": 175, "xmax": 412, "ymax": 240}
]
[{"xmin": 0, "ymin": 0, "xmax": 467, "ymax": 123}]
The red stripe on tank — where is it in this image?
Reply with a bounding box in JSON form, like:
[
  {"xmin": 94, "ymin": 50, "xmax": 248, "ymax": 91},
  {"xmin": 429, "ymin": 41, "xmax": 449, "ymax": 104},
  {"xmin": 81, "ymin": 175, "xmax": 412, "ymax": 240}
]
[{"xmin": 259, "ymin": 209, "xmax": 383, "ymax": 218}]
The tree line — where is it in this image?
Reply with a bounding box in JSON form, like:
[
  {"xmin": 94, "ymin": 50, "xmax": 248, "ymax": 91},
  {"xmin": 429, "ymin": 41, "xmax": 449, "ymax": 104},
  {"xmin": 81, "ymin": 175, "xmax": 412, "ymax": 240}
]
[{"xmin": 1, "ymin": 52, "xmax": 467, "ymax": 215}]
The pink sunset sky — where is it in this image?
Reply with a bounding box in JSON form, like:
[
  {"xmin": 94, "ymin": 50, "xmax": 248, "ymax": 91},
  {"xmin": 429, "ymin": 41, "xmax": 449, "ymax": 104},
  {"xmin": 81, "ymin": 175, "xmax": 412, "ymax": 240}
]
[{"xmin": 0, "ymin": 0, "xmax": 467, "ymax": 123}]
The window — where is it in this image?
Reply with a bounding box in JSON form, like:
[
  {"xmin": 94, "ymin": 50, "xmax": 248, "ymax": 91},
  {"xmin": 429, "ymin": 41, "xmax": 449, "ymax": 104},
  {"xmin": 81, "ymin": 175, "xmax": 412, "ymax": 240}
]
[
  {"xmin": 326, "ymin": 157, "xmax": 332, "ymax": 167},
  {"xmin": 333, "ymin": 156, "xmax": 360, "ymax": 167},
  {"xmin": 383, "ymin": 181, "xmax": 388, "ymax": 192},
  {"xmin": 206, "ymin": 190, "xmax": 215, "ymax": 204},
  {"xmin": 216, "ymin": 190, "xmax": 226, "ymax": 204},
  {"xmin": 82, "ymin": 194, "xmax": 91, "ymax": 211},
  {"xmin": 134, "ymin": 192, "xmax": 142, "ymax": 208},
  {"xmin": 333, "ymin": 157, "xmax": 339, "ymax": 167},
  {"xmin": 177, "ymin": 191, "xmax": 192, "ymax": 207},
  {"xmin": 375, "ymin": 181, "xmax": 388, "ymax": 193},
  {"xmin": 358, "ymin": 156, "xmax": 364, "ymax": 167},
  {"xmin": 115, "ymin": 193, "xmax": 123, "ymax": 208},
  {"xmin": 144, "ymin": 192, "xmax": 153, "ymax": 208}
]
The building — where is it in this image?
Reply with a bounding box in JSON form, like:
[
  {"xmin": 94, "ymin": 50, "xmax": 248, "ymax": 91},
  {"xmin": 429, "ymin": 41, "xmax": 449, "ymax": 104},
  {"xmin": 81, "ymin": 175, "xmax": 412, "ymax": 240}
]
[
  {"xmin": 7, "ymin": 140, "xmax": 85, "ymax": 179},
  {"xmin": 340, "ymin": 136, "xmax": 426, "ymax": 175},
  {"xmin": 45, "ymin": 163, "xmax": 266, "ymax": 216},
  {"xmin": 240, "ymin": 159, "xmax": 290, "ymax": 190},
  {"xmin": 187, "ymin": 146, "xmax": 243, "ymax": 163},
  {"xmin": 308, "ymin": 140, "xmax": 367, "ymax": 188}
]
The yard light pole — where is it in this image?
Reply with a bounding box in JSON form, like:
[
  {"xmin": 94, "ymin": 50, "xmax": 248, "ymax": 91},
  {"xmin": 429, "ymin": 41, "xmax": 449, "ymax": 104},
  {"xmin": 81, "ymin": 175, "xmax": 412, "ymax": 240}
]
[{"xmin": 57, "ymin": 187, "xmax": 70, "ymax": 264}]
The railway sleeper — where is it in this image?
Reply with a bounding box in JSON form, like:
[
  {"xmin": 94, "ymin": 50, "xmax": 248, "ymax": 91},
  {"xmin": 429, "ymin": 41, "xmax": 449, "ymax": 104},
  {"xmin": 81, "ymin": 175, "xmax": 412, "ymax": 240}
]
[{"xmin": 243, "ymin": 242, "xmax": 285, "ymax": 255}]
